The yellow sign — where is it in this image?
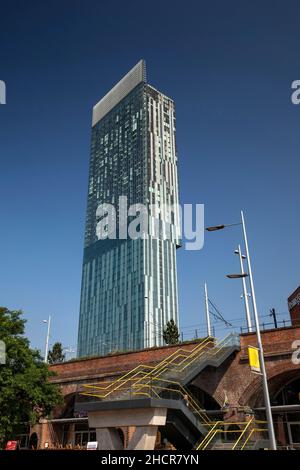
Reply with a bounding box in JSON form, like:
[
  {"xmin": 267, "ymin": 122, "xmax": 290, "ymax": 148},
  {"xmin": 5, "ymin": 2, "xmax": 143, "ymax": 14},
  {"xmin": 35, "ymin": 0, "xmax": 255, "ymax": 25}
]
[{"xmin": 248, "ymin": 346, "xmax": 261, "ymax": 373}]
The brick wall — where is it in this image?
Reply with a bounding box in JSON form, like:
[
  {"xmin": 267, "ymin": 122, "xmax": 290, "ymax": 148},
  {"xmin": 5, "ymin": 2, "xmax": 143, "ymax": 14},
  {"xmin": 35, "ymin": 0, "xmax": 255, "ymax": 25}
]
[
  {"xmin": 50, "ymin": 327, "xmax": 300, "ymax": 412},
  {"xmin": 50, "ymin": 340, "xmax": 205, "ymax": 386},
  {"xmin": 240, "ymin": 324, "xmax": 300, "ymax": 351}
]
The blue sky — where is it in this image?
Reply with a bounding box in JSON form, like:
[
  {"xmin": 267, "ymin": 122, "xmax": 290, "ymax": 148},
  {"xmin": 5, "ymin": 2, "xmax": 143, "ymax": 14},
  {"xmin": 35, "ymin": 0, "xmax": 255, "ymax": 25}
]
[{"xmin": 0, "ymin": 0, "xmax": 299, "ymax": 354}]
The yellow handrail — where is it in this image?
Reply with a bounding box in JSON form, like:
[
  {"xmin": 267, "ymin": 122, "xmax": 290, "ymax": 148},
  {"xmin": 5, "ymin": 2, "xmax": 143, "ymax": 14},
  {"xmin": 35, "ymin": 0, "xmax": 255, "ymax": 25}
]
[
  {"xmin": 196, "ymin": 421, "xmax": 222, "ymax": 449},
  {"xmin": 131, "ymin": 377, "xmax": 211, "ymax": 424},
  {"xmin": 78, "ymin": 332, "xmax": 253, "ymax": 451},
  {"xmin": 196, "ymin": 419, "xmax": 268, "ymax": 450},
  {"xmin": 81, "ymin": 371, "xmax": 267, "ymax": 452},
  {"xmin": 240, "ymin": 427, "xmax": 268, "ymax": 450},
  {"xmin": 81, "ymin": 336, "xmax": 212, "ymax": 396},
  {"xmin": 81, "ymin": 333, "xmax": 236, "ymax": 401},
  {"xmin": 81, "ymin": 337, "xmax": 213, "ymax": 397},
  {"xmin": 199, "ymin": 428, "xmax": 223, "ymax": 450},
  {"xmin": 142, "ymin": 333, "xmax": 234, "ymax": 381},
  {"xmin": 81, "ymin": 373, "xmax": 212, "ymax": 423},
  {"xmin": 231, "ymin": 417, "xmax": 254, "ymax": 450}
]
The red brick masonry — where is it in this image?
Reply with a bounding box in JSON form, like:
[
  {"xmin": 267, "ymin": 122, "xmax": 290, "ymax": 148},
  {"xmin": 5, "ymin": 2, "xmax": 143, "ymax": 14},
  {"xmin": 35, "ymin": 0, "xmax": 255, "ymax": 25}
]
[{"xmin": 49, "ymin": 327, "xmax": 300, "ymax": 409}]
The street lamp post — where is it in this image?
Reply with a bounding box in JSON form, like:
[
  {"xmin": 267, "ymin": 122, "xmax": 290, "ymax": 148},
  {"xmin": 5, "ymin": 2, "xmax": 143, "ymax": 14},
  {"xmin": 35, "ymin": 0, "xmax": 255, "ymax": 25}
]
[
  {"xmin": 235, "ymin": 244, "xmax": 252, "ymax": 333},
  {"xmin": 206, "ymin": 210, "xmax": 277, "ymax": 450},
  {"xmin": 43, "ymin": 315, "xmax": 51, "ymax": 364},
  {"xmin": 240, "ymin": 210, "xmax": 277, "ymax": 450}
]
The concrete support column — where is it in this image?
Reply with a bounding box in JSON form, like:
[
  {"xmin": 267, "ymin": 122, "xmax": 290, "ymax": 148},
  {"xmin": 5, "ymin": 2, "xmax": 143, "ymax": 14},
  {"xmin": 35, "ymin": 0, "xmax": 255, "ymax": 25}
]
[
  {"xmin": 127, "ymin": 426, "xmax": 158, "ymax": 450},
  {"xmin": 88, "ymin": 406, "xmax": 167, "ymax": 450},
  {"xmin": 96, "ymin": 428, "xmax": 124, "ymax": 450}
]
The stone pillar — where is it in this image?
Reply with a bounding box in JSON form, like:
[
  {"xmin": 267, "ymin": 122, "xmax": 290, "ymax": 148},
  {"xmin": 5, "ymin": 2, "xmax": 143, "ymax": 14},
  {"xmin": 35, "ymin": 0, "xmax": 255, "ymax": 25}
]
[
  {"xmin": 127, "ymin": 426, "xmax": 158, "ymax": 450},
  {"xmin": 96, "ymin": 428, "xmax": 124, "ymax": 450},
  {"xmin": 88, "ymin": 407, "xmax": 167, "ymax": 450}
]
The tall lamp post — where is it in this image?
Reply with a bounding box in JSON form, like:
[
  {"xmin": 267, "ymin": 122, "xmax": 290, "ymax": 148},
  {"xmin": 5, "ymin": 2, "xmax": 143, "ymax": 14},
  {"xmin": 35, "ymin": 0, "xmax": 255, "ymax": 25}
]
[
  {"xmin": 43, "ymin": 315, "xmax": 51, "ymax": 364},
  {"xmin": 206, "ymin": 210, "xmax": 277, "ymax": 450}
]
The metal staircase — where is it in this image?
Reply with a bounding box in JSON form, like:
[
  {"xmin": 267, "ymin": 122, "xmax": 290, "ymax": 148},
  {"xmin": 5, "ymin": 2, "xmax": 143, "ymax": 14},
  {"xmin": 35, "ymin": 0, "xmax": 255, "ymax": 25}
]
[
  {"xmin": 195, "ymin": 418, "xmax": 269, "ymax": 450},
  {"xmin": 78, "ymin": 333, "xmax": 269, "ymax": 450},
  {"xmin": 80, "ymin": 333, "xmax": 239, "ymax": 400}
]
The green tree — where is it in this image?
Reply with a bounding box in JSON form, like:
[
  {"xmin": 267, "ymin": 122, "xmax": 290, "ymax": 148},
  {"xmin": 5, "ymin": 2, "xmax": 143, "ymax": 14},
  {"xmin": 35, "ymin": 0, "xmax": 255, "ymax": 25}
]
[
  {"xmin": 163, "ymin": 319, "xmax": 180, "ymax": 345},
  {"xmin": 48, "ymin": 342, "xmax": 65, "ymax": 364},
  {"xmin": 0, "ymin": 307, "xmax": 62, "ymax": 447}
]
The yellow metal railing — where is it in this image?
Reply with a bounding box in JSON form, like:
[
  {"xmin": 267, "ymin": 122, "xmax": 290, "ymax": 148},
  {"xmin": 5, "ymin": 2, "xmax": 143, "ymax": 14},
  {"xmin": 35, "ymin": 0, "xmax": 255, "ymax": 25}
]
[
  {"xmin": 78, "ymin": 333, "xmax": 269, "ymax": 451},
  {"xmin": 196, "ymin": 421, "xmax": 222, "ymax": 450},
  {"xmin": 80, "ymin": 333, "xmax": 237, "ymax": 401},
  {"xmin": 240, "ymin": 426, "xmax": 268, "ymax": 450},
  {"xmin": 132, "ymin": 333, "xmax": 236, "ymax": 388},
  {"xmin": 196, "ymin": 418, "xmax": 268, "ymax": 450},
  {"xmin": 231, "ymin": 418, "xmax": 254, "ymax": 450},
  {"xmin": 131, "ymin": 376, "xmax": 212, "ymax": 424},
  {"xmin": 81, "ymin": 373, "xmax": 212, "ymax": 425},
  {"xmin": 80, "ymin": 335, "xmax": 233, "ymax": 431},
  {"xmin": 80, "ymin": 336, "xmax": 214, "ymax": 398}
]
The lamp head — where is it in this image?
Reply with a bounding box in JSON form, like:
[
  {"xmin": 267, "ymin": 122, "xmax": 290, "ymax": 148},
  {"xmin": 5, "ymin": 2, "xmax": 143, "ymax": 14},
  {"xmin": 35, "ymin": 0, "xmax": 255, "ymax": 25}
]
[
  {"xmin": 234, "ymin": 249, "xmax": 246, "ymax": 259},
  {"xmin": 227, "ymin": 273, "xmax": 248, "ymax": 279},
  {"xmin": 206, "ymin": 224, "xmax": 225, "ymax": 232}
]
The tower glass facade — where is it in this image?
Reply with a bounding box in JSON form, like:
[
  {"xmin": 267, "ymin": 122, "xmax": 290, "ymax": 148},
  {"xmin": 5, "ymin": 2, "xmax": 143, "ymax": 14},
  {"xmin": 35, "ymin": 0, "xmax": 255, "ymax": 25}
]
[{"xmin": 77, "ymin": 60, "xmax": 180, "ymax": 357}]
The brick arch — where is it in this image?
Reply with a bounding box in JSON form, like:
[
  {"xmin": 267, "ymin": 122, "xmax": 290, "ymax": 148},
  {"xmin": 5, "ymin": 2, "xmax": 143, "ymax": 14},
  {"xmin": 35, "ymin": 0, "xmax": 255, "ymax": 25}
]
[
  {"xmin": 53, "ymin": 389, "xmax": 78, "ymax": 419},
  {"xmin": 212, "ymin": 390, "xmax": 227, "ymax": 407},
  {"xmin": 240, "ymin": 362, "xmax": 300, "ymax": 408},
  {"xmin": 60, "ymin": 383, "xmax": 78, "ymax": 397},
  {"xmin": 240, "ymin": 375, "xmax": 263, "ymax": 408}
]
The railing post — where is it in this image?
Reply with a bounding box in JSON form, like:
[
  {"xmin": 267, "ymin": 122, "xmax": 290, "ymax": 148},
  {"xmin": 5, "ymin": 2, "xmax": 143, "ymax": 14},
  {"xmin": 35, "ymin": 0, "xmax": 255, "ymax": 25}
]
[{"xmin": 232, "ymin": 417, "xmax": 254, "ymax": 450}]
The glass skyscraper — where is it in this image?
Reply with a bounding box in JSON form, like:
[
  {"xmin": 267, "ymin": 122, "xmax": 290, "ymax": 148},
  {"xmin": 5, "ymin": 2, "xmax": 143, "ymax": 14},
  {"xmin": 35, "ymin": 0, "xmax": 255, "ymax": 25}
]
[{"xmin": 77, "ymin": 60, "xmax": 180, "ymax": 357}]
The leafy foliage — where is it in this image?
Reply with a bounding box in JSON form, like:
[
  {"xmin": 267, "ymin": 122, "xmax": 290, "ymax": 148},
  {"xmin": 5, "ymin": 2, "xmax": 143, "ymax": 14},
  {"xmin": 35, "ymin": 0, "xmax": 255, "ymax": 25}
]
[
  {"xmin": 48, "ymin": 342, "xmax": 65, "ymax": 364},
  {"xmin": 163, "ymin": 319, "xmax": 180, "ymax": 345},
  {"xmin": 0, "ymin": 307, "xmax": 62, "ymax": 446}
]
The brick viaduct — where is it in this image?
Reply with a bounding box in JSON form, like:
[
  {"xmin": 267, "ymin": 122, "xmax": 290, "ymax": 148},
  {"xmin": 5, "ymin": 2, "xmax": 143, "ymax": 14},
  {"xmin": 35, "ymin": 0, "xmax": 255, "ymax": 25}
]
[{"xmin": 50, "ymin": 325, "xmax": 300, "ymax": 413}]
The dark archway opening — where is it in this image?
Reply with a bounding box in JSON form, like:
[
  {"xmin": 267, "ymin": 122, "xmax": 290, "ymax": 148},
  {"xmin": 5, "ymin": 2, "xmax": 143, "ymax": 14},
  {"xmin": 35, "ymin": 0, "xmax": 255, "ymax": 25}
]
[
  {"xmin": 29, "ymin": 432, "xmax": 38, "ymax": 450},
  {"xmin": 272, "ymin": 377, "xmax": 300, "ymax": 406}
]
